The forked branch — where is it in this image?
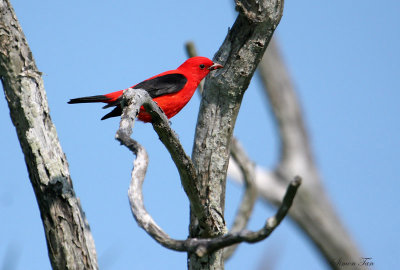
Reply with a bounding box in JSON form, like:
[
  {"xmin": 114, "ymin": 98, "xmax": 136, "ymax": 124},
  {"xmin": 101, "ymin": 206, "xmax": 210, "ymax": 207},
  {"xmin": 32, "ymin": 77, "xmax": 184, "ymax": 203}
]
[{"xmin": 115, "ymin": 89, "xmax": 301, "ymax": 257}]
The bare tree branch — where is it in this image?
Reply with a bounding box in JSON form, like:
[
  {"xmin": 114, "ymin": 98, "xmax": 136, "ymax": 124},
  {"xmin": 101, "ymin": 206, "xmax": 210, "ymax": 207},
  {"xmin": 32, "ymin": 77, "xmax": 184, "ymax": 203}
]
[
  {"xmin": 189, "ymin": 0, "xmax": 285, "ymax": 268},
  {"xmin": 229, "ymin": 161, "xmax": 286, "ymax": 205},
  {"xmin": 261, "ymin": 37, "xmax": 363, "ymax": 269},
  {"xmin": 0, "ymin": 1, "xmax": 98, "ymax": 269},
  {"xmin": 223, "ymin": 138, "xmax": 258, "ymax": 260},
  {"xmin": 229, "ymin": 37, "xmax": 364, "ymax": 269},
  {"xmin": 192, "ymin": 176, "xmax": 300, "ymax": 256},
  {"xmin": 188, "ymin": 8, "xmax": 361, "ymax": 269},
  {"xmin": 114, "ymin": 89, "xmax": 212, "ymax": 231},
  {"xmin": 116, "ymin": 94, "xmax": 300, "ymax": 256},
  {"xmin": 185, "ymin": 43, "xmax": 259, "ymax": 260}
]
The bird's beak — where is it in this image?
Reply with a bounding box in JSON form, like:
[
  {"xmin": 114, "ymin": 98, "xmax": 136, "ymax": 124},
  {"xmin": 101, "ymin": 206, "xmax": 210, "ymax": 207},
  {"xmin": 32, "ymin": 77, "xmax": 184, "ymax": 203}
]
[{"xmin": 208, "ymin": 63, "xmax": 223, "ymax": 70}]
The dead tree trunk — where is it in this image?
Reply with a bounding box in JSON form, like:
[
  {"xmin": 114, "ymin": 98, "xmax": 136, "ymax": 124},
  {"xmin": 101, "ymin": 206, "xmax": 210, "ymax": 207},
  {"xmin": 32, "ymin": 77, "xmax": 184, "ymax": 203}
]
[{"xmin": 0, "ymin": 1, "xmax": 98, "ymax": 269}]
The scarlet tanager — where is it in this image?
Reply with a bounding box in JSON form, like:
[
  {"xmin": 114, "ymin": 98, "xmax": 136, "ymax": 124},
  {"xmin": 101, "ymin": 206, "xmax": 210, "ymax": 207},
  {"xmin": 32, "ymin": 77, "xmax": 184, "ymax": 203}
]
[{"xmin": 68, "ymin": 56, "xmax": 223, "ymax": 122}]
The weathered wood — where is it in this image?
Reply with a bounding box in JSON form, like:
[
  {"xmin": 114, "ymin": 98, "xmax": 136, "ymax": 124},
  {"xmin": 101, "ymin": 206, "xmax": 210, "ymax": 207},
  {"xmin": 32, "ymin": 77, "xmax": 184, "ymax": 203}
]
[
  {"xmin": 189, "ymin": 0, "xmax": 284, "ymax": 269},
  {"xmin": 0, "ymin": 1, "xmax": 98, "ymax": 269},
  {"xmin": 116, "ymin": 89, "xmax": 299, "ymax": 259}
]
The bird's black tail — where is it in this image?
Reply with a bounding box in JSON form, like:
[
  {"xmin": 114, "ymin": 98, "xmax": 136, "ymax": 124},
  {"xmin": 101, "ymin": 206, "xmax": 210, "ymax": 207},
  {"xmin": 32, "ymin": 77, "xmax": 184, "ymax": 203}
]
[
  {"xmin": 68, "ymin": 95, "xmax": 110, "ymax": 104},
  {"xmin": 68, "ymin": 95, "xmax": 122, "ymax": 120},
  {"xmin": 101, "ymin": 106, "xmax": 122, "ymax": 120}
]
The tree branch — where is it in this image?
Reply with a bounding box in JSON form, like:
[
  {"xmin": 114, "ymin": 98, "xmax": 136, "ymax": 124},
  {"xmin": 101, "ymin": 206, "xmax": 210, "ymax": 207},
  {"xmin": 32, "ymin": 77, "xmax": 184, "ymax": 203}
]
[
  {"xmin": 229, "ymin": 37, "xmax": 364, "ymax": 269},
  {"xmin": 115, "ymin": 89, "xmax": 211, "ymax": 231},
  {"xmin": 0, "ymin": 1, "xmax": 98, "ymax": 269},
  {"xmin": 192, "ymin": 176, "xmax": 300, "ymax": 256},
  {"xmin": 115, "ymin": 95, "xmax": 300, "ymax": 255},
  {"xmin": 189, "ymin": 0, "xmax": 284, "ymax": 268},
  {"xmin": 185, "ymin": 42, "xmax": 259, "ymax": 260},
  {"xmin": 223, "ymin": 138, "xmax": 258, "ymax": 260}
]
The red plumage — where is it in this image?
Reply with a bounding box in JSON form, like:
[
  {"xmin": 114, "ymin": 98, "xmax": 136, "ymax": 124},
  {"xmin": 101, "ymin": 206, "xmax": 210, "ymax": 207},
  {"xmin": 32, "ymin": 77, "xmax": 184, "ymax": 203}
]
[{"xmin": 68, "ymin": 56, "xmax": 223, "ymax": 122}]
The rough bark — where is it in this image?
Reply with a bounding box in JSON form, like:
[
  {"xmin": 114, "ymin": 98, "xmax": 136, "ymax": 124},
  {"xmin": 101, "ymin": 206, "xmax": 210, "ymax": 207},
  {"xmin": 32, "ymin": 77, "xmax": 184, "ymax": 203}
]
[
  {"xmin": 185, "ymin": 42, "xmax": 259, "ymax": 262},
  {"xmin": 189, "ymin": 0, "xmax": 284, "ymax": 269},
  {"xmin": 0, "ymin": 1, "xmax": 98, "ymax": 269}
]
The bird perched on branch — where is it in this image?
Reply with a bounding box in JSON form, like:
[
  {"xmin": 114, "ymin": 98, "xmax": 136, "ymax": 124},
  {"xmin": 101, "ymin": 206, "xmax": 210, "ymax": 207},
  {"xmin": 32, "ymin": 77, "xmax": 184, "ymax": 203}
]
[{"xmin": 68, "ymin": 56, "xmax": 223, "ymax": 122}]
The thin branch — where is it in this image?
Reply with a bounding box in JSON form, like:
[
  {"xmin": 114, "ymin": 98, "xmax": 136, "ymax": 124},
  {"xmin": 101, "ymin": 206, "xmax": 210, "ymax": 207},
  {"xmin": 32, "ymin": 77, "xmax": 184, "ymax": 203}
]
[
  {"xmin": 228, "ymin": 162, "xmax": 286, "ymax": 208},
  {"xmin": 116, "ymin": 89, "xmax": 300, "ymax": 256},
  {"xmin": 0, "ymin": 1, "xmax": 98, "ymax": 269},
  {"xmin": 116, "ymin": 95, "xmax": 300, "ymax": 255},
  {"xmin": 191, "ymin": 176, "xmax": 301, "ymax": 256},
  {"xmin": 223, "ymin": 138, "xmax": 258, "ymax": 260},
  {"xmin": 114, "ymin": 89, "xmax": 210, "ymax": 230}
]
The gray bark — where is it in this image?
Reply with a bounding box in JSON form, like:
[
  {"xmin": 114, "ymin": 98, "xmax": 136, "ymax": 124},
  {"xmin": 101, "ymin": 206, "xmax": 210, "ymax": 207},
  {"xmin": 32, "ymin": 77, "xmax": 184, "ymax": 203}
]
[
  {"xmin": 185, "ymin": 42, "xmax": 260, "ymax": 262},
  {"xmin": 0, "ymin": 1, "xmax": 98, "ymax": 269},
  {"xmin": 189, "ymin": 0, "xmax": 284, "ymax": 269}
]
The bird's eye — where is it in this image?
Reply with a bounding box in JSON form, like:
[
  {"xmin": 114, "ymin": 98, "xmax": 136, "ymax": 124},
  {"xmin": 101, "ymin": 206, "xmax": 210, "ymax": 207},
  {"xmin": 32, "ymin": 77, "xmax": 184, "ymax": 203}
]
[{"xmin": 199, "ymin": 64, "xmax": 205, "ymax": 69}]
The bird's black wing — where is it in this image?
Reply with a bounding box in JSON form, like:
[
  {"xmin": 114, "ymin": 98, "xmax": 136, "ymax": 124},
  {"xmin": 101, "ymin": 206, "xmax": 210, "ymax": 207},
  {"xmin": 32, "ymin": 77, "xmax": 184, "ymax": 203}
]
[
  {"xmin": 102, "ymin": 73, "xmax": 188, "ymax": 109},
  {"xmin": 100, "ymin": 73, "xmax": 188, "ymax": 119},
  {"xmin": 133, "ymin": 73, "xmax": 188, "ymax": 98}
]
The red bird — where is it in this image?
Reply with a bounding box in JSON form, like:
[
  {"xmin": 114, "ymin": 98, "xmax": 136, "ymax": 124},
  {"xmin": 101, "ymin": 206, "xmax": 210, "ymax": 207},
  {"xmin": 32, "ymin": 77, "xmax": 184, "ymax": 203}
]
[{"xmin": 68, "ymin": 56, "xmax": 223, "ymax": 122}]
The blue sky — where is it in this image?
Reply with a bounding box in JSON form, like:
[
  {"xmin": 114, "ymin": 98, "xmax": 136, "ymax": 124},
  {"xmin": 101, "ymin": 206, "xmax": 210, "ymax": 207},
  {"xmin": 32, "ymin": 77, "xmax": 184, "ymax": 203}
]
[{"xmin": 1, "ymin": 0, "xmax": 399, "ymax": 269}]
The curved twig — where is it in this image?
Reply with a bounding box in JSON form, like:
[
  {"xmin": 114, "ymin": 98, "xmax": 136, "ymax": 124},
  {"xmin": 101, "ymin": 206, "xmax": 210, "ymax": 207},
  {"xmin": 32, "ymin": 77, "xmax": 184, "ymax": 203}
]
[
  {"xmin": 115, "ymin": 88, "xmax": 210, "ymax": 230},
  {"xmin": 115, "ymin": 89, "xmax": 301, "ymax": 257}
]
